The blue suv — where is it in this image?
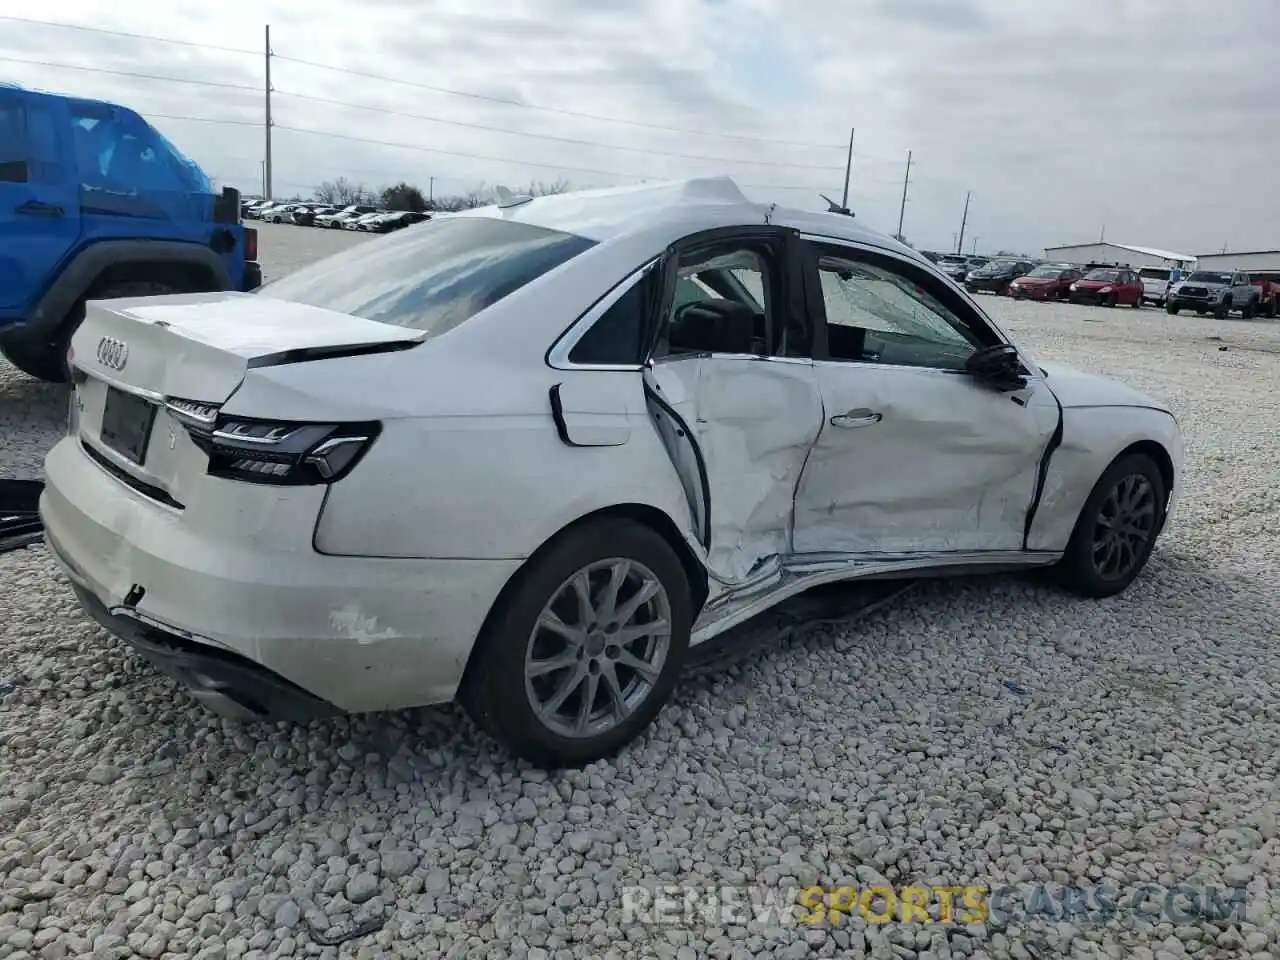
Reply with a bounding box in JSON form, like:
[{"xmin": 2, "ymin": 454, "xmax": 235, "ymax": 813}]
[{"xmin": 0, "ymin": 83, "xmax": 261, "ymax": 382}]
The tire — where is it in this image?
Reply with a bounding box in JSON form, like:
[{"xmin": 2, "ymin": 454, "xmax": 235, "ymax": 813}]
[
  {"xmin": 0, "ymin": 338, "xmax": 68, "ymax": 382},
  {"xmin": 1131, "ymin": 292, "xmax": 1142, "ymax": 308},
  {"xmin": 0, "ymin": 280, "xmax": 174, "ymax": 383},
  {"xmin": 1214, "ymin": 299, "xmax": 1230, "ymax": 320},
  {"xmin": 1053, "ymin": 453, "xmax": 1167, "ymax": 599},
  {"xmin": 1241, "ymin": 298, "xmax": 1257, "ymax": 320},
  {"xmin": 1166, "ymin": 303, "xmax": 1180, "ymax": 315},
  {"xmin": 460, "ymin": 518, "xmax": 693, "ymax": 767}
]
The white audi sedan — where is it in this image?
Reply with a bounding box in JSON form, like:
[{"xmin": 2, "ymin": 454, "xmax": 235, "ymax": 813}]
[{"xmin": 42, "ymin": 177, "xmax": 1182, "ymax": 767}]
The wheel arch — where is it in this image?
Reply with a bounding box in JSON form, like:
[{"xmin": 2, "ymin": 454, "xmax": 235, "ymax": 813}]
[
  {"xmin": 1026, "ymin": 408, "xmax": 1181, "ymax": 553},
  {"xmin": 1113, "ymin": 439, "xmax": 1175, "ymax": 507},
  {"xmin": 458, "ymin": 502, "xmax": 709, "ymax": 694},
  {"xmin": 23, "ymin": 240, "xmax": 233, "ymax": 341}
]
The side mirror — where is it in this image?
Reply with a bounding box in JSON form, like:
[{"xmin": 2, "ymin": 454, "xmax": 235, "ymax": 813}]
[{"xmin": 964, "ymin": 344, "xmax": 1027, "ymax": 391}]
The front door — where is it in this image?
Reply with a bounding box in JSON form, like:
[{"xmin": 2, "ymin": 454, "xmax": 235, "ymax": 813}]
[
  {"xmin": 791, "ymin": 239, "xmax": 1060, "ymax": 558},
  {"xmin": 0, "ymin": 92, "xmax": 79, "ymax": 312},
  {"xmin": 642, "ymin": 227, "xmax": 824, "ymax": 585}
]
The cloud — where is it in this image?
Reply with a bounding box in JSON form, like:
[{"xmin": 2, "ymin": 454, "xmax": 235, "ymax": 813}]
[{"xmin": 1, "ymin": 0, "xmax": 1276, "ymax": 255}]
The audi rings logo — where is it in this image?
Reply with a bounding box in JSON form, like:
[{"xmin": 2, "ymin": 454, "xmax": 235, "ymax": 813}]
[{"xmin": 96, "ymin": 336, "xmax": 129, "ymax": 371}]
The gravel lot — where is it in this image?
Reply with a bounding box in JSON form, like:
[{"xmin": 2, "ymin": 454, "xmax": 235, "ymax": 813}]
[{"xmin": 2, "ymin": 223, "xmax": 1279, "ymax": 960}]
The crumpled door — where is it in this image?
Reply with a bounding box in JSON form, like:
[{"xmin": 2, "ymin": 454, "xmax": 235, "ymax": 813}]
[{"xmin": 644, "ymin": 355, "xmax": 822, "ymax": 585}]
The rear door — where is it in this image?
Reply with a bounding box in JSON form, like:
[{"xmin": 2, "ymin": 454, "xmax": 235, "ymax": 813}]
[
  {"xmin": 641, "ymin": 226, "xmax": 824, "ymax": 585},
  {"xmin": 0, "ymin": 91, "xmax": 80, "ymax": 312}
]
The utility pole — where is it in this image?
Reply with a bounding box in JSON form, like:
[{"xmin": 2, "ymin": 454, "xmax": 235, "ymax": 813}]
[
  {"xmin": 956, "ymin": 190, "xmax": 971, "ymax": 255},
  {"xmin": 264, "ymin": 25, "xmax": 274, "ymax": 201},
  {"xmin": 841, "ymin": 127, "xmax": 855, "ymax": 210},
  {"xmin": 429, "ymin": 176, "xmax": 435, "ymax": 205},
  {"xmin": 972, "ymin": 236, "xmax": 980, "ymax": 255},
  {"xmin": 259, "ymin": 160, "xmax": 265, "ymax": 198},
  {"xmin": 1099, "ymin": 224, "xmax": 1105, "ymax": 243},
  {"xmin": 896, "ymin": 149, "xmax": 912, "ymax": 240}
]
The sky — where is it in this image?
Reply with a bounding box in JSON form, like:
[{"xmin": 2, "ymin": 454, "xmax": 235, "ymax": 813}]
[{"xmin": 1, "ymin": 0, "xmax": 1277, "ymax": 257}]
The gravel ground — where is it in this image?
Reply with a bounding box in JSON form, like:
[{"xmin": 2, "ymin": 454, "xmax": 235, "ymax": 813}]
[{"xmin": 2, "ymin": 225, "xmax": 1279, "ymax": 960}]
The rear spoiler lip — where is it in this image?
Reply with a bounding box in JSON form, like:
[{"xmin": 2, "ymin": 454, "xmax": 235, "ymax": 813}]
[{"xmin": 245, "ymin": 340, "xmax": 420, "ymax": 369}]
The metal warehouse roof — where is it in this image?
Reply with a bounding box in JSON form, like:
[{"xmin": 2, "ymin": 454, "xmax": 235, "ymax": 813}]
[
  {"xmin": 1195, "ymin": 249, "xmax": 1280, "ymax": 257},
  {"xmin": 1044, "ymin": 241, "xmax": 1196, "ymax": 262}
]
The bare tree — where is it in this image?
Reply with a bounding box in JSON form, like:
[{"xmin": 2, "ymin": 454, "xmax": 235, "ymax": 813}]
[
  {"xmin": 524, "ymin": 178, "xmax": 570, "ymax": 197},
  {"xmin": 314, "ymin": 177, "xmax": 371, "ymax": 206}
]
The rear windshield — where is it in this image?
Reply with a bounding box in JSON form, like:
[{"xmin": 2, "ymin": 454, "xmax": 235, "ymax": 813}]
[
  {"xmin": 256, "ymin": 217, "xmax": 596, "ymax": 335},
  {"xmin": 1139, "ymin": 268, "xmax": 1170, "ymax": 280}
]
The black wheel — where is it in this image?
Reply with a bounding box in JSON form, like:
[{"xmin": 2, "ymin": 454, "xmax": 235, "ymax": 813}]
[
  {"xmin": 1166, "ymin": 303, "xmax": 1180, "ymax": 315},
  {"xmin": 460, "ymin": 518, "xmax": 692, "ymax": 767},
  {"xmin": 1214, "ymin": 299, "xmax": 1230, "ymax": 320},
  {"xmin": 1131, "ymin": 293, "xmax": 1142, "ymax": 308},
  {"xmin": 1103, "ymin": 293, "xmax": 1117, "ymax": 308},
  {"xmin": 1241, "ymin": 298, "xmax": 1257, "ymax": 320},
  {"xmin": 1054, "ymin": 454, "xmax": 1166, "ymax": 598}
]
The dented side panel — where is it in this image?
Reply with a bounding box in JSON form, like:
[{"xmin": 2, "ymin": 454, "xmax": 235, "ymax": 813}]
[
  {"xmin": 644, "ymin": 356, "xmax": 823, "ymax": 584},
  {"xmin": 793, "ymin": 363, "xmax": 1058, "ymax": 555}
]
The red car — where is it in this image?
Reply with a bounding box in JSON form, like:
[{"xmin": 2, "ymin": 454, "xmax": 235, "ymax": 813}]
[
  {"xmin": 1068, "ymin": 267, "xmax": 1144, "ymax": 308},
  {"xmin": 1008, "ymin": 264, "xmax": 1082, "ymax": 301}
]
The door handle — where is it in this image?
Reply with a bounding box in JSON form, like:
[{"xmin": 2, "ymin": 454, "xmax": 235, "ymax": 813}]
[
  {"xmin": 830, "ymin": 409, "xmax": 882, "ymax": 428},
  {"xmin": 15, "ymin": 200, "xmax": 64, "ymax": 218}
]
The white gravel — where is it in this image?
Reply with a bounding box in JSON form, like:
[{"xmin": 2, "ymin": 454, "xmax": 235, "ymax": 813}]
[{"xmin": 2, "ymin": 225, "xmax": 1279, "ymax": 959}]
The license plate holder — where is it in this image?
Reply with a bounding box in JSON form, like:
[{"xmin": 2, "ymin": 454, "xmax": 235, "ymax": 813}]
[{"xmin": 100, "ymin": 387, "xmax": 157, "ymax": 466}]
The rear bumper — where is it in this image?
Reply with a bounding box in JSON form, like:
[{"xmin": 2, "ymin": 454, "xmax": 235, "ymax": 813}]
[
  {"xmin": 40, "ymin": 436, "xmax": 522, "ymax": 714},
  {"xmin": 66, "ymin": 576, "xmax": 338, "ymax": 721}
]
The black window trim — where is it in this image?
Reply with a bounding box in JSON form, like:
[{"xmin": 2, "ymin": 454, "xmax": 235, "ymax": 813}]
[
  {"xmin": 545, "ymin": 257, "xmax": 660, "ymax": 371},
  {"xmin": 798, "ymin": 234, "xmax": 1013, "ymax": 373}
]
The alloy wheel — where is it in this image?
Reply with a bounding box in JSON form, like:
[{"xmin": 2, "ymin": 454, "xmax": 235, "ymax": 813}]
[
  {"xmin": 524, "ymin": 558, "xmax": 672, "ymax": 738},
  {"xmin": 1091, "ymin": 473, "xmax": 1157, "ymax": 579}
]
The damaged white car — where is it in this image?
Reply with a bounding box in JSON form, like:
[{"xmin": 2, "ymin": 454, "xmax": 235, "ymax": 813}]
[{"xmin": 41, "ymin": 177, "xmax": 1183, "ymax": 766}]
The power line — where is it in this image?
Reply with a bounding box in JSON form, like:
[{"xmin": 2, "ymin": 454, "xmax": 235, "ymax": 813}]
[
  {"xmin": 146, "ymin": 113, "xmax": 260, "ymax": 127},
  {"xmin": 274, "ymin": 124, "xmax": 651, "ymax": 180},
  {"xmin": 274, "ymin": 89, "xmax": 846, "ymax": 172},
  {"xmin": 272, "ymin": 53, "xmax": 845, "ymax": 150},
  {"xmin": 0, "ymin": 15, "xmax": 258, "ymax": 55},
  {"xmin": 0, "ymin": 55, "xmax": 259, "ymax": 92}
]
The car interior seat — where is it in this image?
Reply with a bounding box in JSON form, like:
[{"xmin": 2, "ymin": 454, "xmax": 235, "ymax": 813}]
[{"xmin": 666, "ymin": 299, "xmax": 762, "ymax": 356}]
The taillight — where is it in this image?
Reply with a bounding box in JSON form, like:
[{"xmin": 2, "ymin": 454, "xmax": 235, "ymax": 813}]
[
  {"xmin": 243, "ymin": 227, "xmax": 258, "ymax": 262},
  {"xmin": 164, "ymin": 398, "xmax": 378, "ymax": 485}
]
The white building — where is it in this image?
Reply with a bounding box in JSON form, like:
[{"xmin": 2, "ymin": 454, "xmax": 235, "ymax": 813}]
[
  {"xmin": 1194, "ymin": 250, "xmax": 1280, "ymax": 276},
  {"xmin": 1042, "ymin": 242, "xmax": 1197, "ymax": 270}
]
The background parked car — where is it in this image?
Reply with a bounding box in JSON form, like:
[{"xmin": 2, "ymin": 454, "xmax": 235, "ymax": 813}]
[
  {"xmin": 1008, "ymin": 264, "xmax": 1082, "ymax": 301},
  {"xmin": 264, "ymin": 204, "xmax": 303, "ymax": 224},
  {"xmin": 1137, "ymin": 267, "xmax": 1174, "ymax": 307},
  {"xmin": 965, "ymin": 259, "xmax": 1035, "ymax": 295},
  {"xmin": 292, "ymin": 205, "xmax": 335, "ymax": 227},
  {"xmin": 938, "ymin": 255, "xmax": 988, "ymax": 283},
  {"xmin": 347, "ymin": 211, "xmax": 387, "ymax": 230},
  {"xmin": 371, "ymin": 211, "xmax": 431, "ymax": 233},
  {"xmin": 1166, "ymin": 271, "xmax": 1260, "ymax": 318},
  {"xmin": 1069, "ymin": 267, "xmax": 1144, "ymax": 308}
]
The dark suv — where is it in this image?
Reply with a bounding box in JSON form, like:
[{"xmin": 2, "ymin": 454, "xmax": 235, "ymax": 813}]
[
  {"xmin": 0, "ymin": 83, "xmax": 260, "ymax": 381},
  {"xmin": 965, "ymin": 260, "xmax": 1036, "ymax": 296}
]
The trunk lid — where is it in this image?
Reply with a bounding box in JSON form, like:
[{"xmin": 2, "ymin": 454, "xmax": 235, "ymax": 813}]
[
  {"xmin": 71, "ymin": 291, "xmax": 423, "ymax": 402},
  {"xmin": 67, "ymin": 292, "xmax": 422, "ymax": 507}
]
